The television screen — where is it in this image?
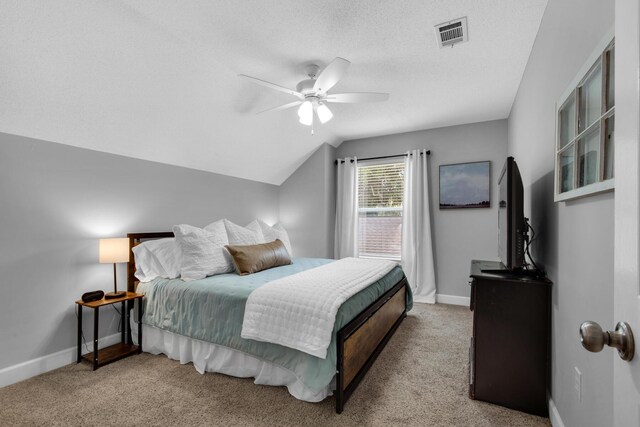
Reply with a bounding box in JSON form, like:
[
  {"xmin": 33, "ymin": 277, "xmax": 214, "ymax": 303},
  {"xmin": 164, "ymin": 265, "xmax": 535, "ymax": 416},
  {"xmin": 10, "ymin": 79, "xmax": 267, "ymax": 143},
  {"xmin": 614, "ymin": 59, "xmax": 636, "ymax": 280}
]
[
  {"xmin": 498, "ymin": 174, "xmax": 508, "ymax": 266},
  {"xmin": 497, "ymin": 157, "xmax": 525, "ymax": 270}
]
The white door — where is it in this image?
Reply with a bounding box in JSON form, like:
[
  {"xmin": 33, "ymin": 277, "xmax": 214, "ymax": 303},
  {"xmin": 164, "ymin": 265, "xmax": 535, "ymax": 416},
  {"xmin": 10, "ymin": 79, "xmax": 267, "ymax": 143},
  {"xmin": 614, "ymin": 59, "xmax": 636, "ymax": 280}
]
[{"xmin": 613, "ymin": 1, "xmax": 640, "ymax": 426}]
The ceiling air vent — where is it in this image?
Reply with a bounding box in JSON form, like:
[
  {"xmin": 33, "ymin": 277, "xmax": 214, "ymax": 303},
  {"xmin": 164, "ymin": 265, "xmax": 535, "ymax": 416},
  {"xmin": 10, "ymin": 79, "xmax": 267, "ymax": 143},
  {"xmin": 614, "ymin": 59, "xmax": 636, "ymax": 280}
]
[{"xmin": 435, "ymin": 17, "xmax": 468, "ymax": 48}]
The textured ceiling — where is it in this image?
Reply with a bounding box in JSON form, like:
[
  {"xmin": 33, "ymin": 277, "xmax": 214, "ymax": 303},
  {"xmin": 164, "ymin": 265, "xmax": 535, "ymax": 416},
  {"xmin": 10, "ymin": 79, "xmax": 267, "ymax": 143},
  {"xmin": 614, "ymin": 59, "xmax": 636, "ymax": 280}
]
[{"xmin": 1, "ymin": 0, "xmax": 547, "ymax": 185}]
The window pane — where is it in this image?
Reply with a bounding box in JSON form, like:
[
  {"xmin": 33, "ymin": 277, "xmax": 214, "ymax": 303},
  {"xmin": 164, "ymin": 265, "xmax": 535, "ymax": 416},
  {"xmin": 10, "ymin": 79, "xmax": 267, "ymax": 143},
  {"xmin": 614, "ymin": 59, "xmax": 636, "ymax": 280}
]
[
  {"xmin": 357, "ymin": 162, "xmax": 404, "ymax": 259},
  {"xmin": 578, "ymin": 63, "xmax": 602, "ymax": 133},
  {"xmin": 604, "ymin": 116, "xmax": 615, "ymax": 179},
  {"xmin": 358, "ymin": 163, "xmax": 404, "ymax": 208},
  {"xmin": 560, "ymin": 147, "xmax": 574, "ymax": 193},
  {"xmin": 578, "ymin": 126, "xmax": 600, "ymax": 187},
  {"xmin": 358, "ymin": 211, "xmax": 402, "ymax": 259},
  {"xmin": 606, "ymin": 46, "xmax": 615, "ymax": 110},
  {"xmin": 559, "ymin": 93, "xmax": 576, "ymax": 148}
]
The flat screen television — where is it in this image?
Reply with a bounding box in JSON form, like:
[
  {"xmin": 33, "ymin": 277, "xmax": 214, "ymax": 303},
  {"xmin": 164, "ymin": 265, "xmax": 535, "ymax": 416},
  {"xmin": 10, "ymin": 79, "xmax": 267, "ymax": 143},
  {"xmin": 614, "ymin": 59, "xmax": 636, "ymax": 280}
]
[{"xmin": 497, "ymin": 156, "xmax": 526, "ymax": 270}]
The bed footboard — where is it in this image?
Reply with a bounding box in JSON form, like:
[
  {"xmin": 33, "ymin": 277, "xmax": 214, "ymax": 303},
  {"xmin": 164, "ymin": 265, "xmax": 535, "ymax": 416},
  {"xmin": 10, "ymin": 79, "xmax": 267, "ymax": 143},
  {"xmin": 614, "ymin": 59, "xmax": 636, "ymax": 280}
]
[{"xmin": 335, "ymin": 276, "xmax": 408, "ymax": 413}]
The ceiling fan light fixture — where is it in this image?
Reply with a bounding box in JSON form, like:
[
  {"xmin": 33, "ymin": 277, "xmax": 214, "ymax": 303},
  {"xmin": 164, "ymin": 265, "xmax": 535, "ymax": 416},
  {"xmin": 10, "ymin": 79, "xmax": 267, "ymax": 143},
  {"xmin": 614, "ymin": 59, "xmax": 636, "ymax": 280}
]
[
  {"xmin": 316, "ymin": 103, "xmax": 333, "ymax": 124},
  {"xmin": 298, "ymin": 101, "xmax": 313, "ymax": 126},
  {"xmin": 240, "ymin": 57, "xmax": 389, "ymax": 131},
  {"xmin": 299, "ymin": 115, "xmax": 313, "ymax": 126}
]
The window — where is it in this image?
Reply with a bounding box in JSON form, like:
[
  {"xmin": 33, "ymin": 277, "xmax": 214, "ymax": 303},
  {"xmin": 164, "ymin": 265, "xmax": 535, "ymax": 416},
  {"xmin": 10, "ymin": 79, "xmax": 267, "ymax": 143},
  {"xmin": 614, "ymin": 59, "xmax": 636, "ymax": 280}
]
[
  {"xmin": 357, "ymin": 161, "xmax": 404, "ymax": 260},
  {"xmin": 555, "ymin": 36, "xmax": 615, "ymax": 201}
]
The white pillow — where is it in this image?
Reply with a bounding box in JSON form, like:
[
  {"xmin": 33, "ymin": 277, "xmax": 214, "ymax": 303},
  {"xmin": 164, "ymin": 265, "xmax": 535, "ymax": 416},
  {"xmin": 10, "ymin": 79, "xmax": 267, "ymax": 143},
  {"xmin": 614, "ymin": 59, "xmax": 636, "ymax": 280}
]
[
  {"xmin": 204, "ymin": 219, "xmax": 225, "ymax": 233},
  {"xmin": 256, "ymin": 219, "xmax": 293, "ymax": 257},
  {"xmin": 173, "ymin": 222, "xmax": 233, "ymax": 281},
  {"xmin": 132, "ymin": 238, "xmax": 181, "ymax": 282},
  {"xmin": 223, "ymin": 219, "xmax": 266, "ymax": 246}
]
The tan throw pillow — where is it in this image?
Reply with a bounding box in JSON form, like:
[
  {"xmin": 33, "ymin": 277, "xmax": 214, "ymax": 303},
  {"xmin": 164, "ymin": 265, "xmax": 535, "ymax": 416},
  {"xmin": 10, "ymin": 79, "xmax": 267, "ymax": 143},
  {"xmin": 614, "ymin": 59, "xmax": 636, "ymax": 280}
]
[{"xmin": 225, "ymin": 239, "xmax": 292, "ymax": 276}]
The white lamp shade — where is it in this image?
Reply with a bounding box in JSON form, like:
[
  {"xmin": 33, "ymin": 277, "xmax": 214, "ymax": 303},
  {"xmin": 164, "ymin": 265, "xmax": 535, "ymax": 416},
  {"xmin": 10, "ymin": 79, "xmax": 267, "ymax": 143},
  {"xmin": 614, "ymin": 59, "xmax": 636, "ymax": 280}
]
[
  {"xmin": 316, "ymin": 103, "xmax": 333, "ymax": 124},
  {"xmin": 99, "ymin": 238, "xmax": 130, "ymax": 264},
  {"xmin": 297, "ymin": 101, "xmax": 313, "ymax": 126}
]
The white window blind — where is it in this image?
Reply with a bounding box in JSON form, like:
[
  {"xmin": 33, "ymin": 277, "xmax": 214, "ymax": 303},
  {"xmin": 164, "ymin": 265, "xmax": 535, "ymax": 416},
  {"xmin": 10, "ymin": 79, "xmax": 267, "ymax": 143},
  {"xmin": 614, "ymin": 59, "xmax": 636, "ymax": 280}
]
[{"xmin": 357, "ymin": 162, "xmax": 404, "ymax": 260}]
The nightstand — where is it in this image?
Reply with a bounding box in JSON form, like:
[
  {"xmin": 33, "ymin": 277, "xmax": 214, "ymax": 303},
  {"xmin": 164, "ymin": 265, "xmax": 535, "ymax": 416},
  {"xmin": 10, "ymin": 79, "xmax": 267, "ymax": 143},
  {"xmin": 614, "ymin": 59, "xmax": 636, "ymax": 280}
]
[{"xmin": 76, "ymin": 292, "xmax": 143, "ymax": 370}]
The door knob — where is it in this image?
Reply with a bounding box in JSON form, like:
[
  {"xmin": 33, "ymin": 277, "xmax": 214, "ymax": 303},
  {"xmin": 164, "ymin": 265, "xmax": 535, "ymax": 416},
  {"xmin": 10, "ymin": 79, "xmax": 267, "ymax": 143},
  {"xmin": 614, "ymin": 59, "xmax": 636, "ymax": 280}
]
[{"xmin": 579, "ymin": 321, "xmax": 635, "ymax": 361}]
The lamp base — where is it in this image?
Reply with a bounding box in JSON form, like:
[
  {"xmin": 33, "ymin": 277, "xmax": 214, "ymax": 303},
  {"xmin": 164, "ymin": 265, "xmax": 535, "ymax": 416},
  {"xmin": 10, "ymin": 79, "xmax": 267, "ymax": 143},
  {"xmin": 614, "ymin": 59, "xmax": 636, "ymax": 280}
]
[{"xmin": 104, "ymin": 291, "xmax": 126, "ymax": 300}]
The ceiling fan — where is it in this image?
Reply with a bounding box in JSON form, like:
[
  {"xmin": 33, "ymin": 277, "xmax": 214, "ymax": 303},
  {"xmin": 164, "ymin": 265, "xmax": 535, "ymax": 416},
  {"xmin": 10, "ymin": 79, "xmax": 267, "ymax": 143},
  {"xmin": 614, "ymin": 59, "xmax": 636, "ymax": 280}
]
[{"xmin": 239, "ymin": 57, "xmax": 389, "ymax": 134}]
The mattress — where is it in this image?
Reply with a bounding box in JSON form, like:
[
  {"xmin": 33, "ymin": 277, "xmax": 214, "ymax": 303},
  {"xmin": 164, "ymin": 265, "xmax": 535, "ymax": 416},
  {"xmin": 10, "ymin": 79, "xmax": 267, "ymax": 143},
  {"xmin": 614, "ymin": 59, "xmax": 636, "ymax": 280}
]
[{"xmin": 136, "ymin": 257, "xmax": 411, "ymax": 398}]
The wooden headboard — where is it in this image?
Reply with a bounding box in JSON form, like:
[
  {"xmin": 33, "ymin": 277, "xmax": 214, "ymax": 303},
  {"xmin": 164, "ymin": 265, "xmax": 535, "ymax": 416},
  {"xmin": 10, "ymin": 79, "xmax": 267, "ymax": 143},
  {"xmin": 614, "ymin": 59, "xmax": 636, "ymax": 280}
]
[{"xmin": 127, "ymin": 232, "xmax": 174, "ymax": 293}]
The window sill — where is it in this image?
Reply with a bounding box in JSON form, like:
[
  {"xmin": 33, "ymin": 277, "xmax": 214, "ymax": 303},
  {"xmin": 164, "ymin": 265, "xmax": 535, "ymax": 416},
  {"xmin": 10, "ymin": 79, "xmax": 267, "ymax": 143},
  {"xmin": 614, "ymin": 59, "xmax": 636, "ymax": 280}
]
[{"xmin": 554, "ymin": 178, "xmax": 614, "ymax": 202}]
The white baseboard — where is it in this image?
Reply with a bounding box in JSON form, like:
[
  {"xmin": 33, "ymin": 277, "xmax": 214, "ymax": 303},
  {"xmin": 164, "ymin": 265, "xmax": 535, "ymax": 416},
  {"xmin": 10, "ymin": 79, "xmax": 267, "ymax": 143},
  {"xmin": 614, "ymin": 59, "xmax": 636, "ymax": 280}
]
[
  {"xmin": 0, "ymin": 333, "xmax": 121, "ymax": 389},
  {"xmin": 548, "ymin": 397, "xmax": 566, "ymax": 427},
  {"xmin": 436, "ymin": 293, "xmax": 470, "ymax": 307}
]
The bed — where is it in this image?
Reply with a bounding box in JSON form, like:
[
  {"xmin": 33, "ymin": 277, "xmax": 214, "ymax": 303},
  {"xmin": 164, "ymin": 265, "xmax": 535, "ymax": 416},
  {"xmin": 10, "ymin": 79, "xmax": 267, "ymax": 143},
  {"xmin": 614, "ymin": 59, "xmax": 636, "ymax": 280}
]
[{"xmin": 125, "ymin": 232, "xmax": 412, "ymax": 413}]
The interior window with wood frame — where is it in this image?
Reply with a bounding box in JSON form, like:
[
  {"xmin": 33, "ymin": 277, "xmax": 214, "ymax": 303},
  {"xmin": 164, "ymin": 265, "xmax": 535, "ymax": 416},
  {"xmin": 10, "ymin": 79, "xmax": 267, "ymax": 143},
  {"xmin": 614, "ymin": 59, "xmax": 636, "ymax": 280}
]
[{"xmin": 555, "ymin": 38, "xmax": 615, "ymax": 201}]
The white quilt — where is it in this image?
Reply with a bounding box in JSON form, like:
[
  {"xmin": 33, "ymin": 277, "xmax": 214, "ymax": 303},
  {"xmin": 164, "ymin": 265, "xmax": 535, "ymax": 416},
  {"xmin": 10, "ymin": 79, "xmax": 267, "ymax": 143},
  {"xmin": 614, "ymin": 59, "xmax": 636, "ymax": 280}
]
[{"xmin": 241, "ymin": 257, "xmax": 397, "ymax": 359}]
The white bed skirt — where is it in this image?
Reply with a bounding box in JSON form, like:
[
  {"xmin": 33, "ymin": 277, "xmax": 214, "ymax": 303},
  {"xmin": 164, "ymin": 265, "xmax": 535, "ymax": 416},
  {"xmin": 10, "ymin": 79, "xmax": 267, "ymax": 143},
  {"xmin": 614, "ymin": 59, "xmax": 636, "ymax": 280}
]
[{"xmin": 131, "ymin": 323, "xmax": 334, "ymax": 403}]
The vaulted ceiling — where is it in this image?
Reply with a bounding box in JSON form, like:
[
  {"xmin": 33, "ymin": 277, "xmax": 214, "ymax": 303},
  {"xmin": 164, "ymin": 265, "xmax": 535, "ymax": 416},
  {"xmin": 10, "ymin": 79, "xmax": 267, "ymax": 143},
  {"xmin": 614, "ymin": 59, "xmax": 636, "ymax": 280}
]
[{"xmin": 1, "ymin": 0, "xmax": 547, "ymax": 185}]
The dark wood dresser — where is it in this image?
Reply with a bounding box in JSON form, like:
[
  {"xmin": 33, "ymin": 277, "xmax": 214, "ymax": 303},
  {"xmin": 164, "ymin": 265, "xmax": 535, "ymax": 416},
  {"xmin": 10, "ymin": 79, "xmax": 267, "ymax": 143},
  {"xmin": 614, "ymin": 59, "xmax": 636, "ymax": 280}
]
[{"xmin": 468, "ymin": 260, "xmax": 552, "ymax": 416}]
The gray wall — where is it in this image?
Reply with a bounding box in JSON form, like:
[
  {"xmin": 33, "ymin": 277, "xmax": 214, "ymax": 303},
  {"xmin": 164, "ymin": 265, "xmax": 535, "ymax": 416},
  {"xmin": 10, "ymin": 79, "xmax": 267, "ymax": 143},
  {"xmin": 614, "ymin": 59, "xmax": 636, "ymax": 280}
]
[
  {"xmin": 336, "ymin": 120, "xmax": 508, "ymax": 298},
  {"xmin": 0, "ymin": 132, "xmax": 279, "ymax": 371},
  {"xmin": 507, "ymin": 0, "xmax": 614, "ymax": 426},
  {"xmin": 279, "ymin": 143, "xmax": 336, "ymax": 259}
]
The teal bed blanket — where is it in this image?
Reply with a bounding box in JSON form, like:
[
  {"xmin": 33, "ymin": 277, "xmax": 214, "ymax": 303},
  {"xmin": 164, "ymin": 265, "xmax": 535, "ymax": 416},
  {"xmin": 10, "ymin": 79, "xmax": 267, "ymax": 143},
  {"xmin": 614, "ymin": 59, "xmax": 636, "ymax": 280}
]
[{"xmin": 137, "ymin": 257, "xmax": 412, "ymax": 391}]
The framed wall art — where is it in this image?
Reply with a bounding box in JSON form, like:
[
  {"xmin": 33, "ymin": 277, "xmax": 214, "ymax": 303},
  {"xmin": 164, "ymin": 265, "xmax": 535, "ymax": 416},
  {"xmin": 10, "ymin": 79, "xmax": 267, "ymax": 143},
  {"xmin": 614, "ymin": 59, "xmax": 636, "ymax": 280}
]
[{"xmin": 439, "ymin": 161, "xmax": 491, "ymax": 209}]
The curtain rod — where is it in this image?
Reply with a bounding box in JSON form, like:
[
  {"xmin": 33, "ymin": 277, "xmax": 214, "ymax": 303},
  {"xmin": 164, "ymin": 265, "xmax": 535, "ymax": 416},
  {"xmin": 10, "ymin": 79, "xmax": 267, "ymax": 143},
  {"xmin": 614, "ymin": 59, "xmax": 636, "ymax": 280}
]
[{"xmin": 334, "ymin": 150, "xmax": 431, "ymax": 165}]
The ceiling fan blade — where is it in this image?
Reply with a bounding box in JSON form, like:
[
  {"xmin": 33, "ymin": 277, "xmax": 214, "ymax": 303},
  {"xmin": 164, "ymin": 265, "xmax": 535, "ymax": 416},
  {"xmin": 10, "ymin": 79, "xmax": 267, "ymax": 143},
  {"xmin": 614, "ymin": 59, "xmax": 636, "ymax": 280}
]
[
  {"xmin": 313, "ymin": 57, "xmax": 351, "ymax": 94},
  {"xmin": 325, "ymin": 92, "xmax": 390, "ymax": 103},
  {"xmin": 256, "ymin": 101, "xmax": 302, "ymax": 114},
  {"xmin": 238, "ymin": 74, "xmax": 304, "ymax": 99}
]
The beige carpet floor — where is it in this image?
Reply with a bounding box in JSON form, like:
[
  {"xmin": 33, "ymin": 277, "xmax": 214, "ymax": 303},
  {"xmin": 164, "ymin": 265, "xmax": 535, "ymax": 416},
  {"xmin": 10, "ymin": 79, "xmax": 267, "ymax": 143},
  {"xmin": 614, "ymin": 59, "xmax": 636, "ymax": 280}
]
[{"xmin": 0, "ymin": 303, "xmax": 550, "ymax": 427}]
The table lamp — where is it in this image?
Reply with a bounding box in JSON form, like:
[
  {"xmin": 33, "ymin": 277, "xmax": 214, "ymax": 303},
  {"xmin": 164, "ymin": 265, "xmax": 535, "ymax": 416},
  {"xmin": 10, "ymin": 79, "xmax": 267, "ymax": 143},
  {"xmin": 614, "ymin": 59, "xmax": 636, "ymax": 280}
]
[{"xmin": 99, "ymin": 237, "xmax": 129, "ymax": 299}]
